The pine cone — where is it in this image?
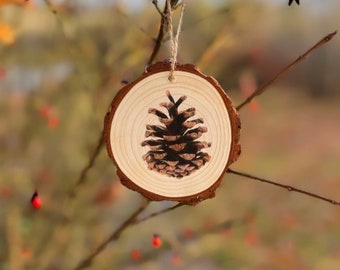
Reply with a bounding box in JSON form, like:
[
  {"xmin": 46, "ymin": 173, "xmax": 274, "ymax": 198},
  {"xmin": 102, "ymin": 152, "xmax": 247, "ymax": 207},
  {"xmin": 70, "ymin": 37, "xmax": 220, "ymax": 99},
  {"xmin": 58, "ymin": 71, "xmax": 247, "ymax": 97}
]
[{"xmin": 141, "ymin": 91, "xmax": 211, "ymax": 178}]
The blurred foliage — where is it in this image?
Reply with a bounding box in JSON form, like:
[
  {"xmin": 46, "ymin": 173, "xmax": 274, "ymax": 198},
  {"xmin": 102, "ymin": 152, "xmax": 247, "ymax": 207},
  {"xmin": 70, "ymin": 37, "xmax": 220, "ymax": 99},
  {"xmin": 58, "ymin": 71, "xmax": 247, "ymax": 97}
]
[
  {"xmin": 0, "ymin": 0, "xmax": 30, "ymax": 44},
  {"xmin": 0, "ymin": 22, "xmax": 15, "ymax": 44},
  {"xmin": 0, "ymin": 0, "xmax": 339, "ymax": 269}
]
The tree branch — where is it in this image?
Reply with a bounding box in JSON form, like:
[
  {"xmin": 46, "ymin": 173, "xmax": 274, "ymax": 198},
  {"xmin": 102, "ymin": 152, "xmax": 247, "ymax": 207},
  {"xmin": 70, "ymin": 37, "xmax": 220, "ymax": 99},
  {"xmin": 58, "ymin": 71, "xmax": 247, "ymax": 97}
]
[
  {"xmin": 136, "ymin": 202, "xmax": 185, "ymax": 224},
  {"xmin": 69, "ymin": 131, "xmax": 105, "ymax": 198},
  {"xmin": 227, "ymin": 168, "xmax": 340, "ymax": 206},
  {"xmin": 68, "ymin": 1, "xmax": 180, "ymax": 199},
  {"xmin": 236, "ymin": 30, "xmax": 337, "ymax": 111},
  {"xmin": 73, "ymin": 202, "xmax": 188, "ymax": 269},
  {"xmin": 69, "ymin": 1, "xmax": 174, "ymax": 199},
  {"xmin": 148, "ymin": 1, "xmax": 171, "ymax": 65},
  {"xmin": 73, "ymin": 200, "xmax": 150, "ymax": 270}
]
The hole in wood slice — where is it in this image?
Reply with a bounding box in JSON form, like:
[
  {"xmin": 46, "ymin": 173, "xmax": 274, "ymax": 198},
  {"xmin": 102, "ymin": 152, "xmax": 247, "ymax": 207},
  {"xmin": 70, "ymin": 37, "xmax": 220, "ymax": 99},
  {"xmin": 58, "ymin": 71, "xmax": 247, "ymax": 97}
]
[{"xmin": 104, "ymin": 61, "xmax": 241, "ymax": 205}]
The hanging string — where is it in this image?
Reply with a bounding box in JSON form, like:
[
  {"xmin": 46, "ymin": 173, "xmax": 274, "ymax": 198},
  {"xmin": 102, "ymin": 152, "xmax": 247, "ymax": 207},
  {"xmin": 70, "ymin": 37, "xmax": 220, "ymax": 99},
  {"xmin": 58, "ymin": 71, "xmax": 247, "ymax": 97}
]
[{"xmin": 166, "ymin": 0, "xmax": 186, "ymax": 82}]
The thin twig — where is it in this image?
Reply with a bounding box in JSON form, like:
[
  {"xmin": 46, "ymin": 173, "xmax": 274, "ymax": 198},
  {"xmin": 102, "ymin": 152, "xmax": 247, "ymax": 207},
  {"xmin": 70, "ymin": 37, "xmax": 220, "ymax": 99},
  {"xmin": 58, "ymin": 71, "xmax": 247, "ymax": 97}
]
[
  {"xmin": 68, "ymin": 131, "xmax": 105, "ymax": 198},
  {"xmin": 178, "ymin": 216, "xmax": 248, "ymax": 242},
  {"xmin": 73, "ymin": 202, "xmax": 187, "ymax": 269},
  {"xmin": 128, "ymin": 216, "xmax": 247, "ymax": 263},
  {"xmin": 45, "ymin": 0, "xmax": 104, "ymax": 199},
  {"xmin": 236, "ymin": 30, "xmax": 337, "ymax": 111},
  {"xmin": 227, "ymin": 168, "xmax": 340, "ymax": 206},
  {"xmin": 186, "ymin": 7, "xmax": 231, "ymax": 29},
  {"xmin": 148, "ymin": 1, "xmax": 171, "ymax": 65},
  {"xmin": 136, "ymin": 202, "xmax": 185, "ymax": 224},
  {"xmin": 152, "ymin": 0, "xmax": 164, "ymax": 16},
  {"xmin": 44, "ymin": 0, "xmax": 74, "ymax": 57},
  {"xmin": 115, "ymin": 7, "xmax": 153, "ymax": 39},
  {"xmin": 73, "ymin": 200, "xmax": 150, "ymax": 270},
  {"xmin": 44, "ymin": 0, "xmax": 57, "ymax": 15}
]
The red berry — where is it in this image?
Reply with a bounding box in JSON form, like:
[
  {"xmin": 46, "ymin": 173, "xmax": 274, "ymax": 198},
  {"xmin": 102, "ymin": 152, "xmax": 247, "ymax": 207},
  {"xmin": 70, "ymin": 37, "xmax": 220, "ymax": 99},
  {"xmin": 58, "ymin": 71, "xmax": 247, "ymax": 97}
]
[
  {"xmin": 171, "ymin": 253, "xmax": 181, "ymax": 266},
  {"xmin": 0, "ymin": 68, "xmax": 6, "ymax": 78},
  {"xmin": 39, "ymin": 105, "xmax": 52, "ymax": 118},
  {"xmin": 21, "ymin": 247, "xmax": 32, "ymax": 261},
  {"xmin": 31, "ymin": 191, "xmax": 41, "ymax": 209},
  {"xmin": 245, "ymin": 231, "xmax": 259, "ymax": 246},
  {"xmin": 182, "ymin": 227, "xmax": 194, "ymax": 238},
  {"xmin": 249, "ymin": 100, "xmax": 259, "ymax": 112},
  {"xmin": 0, "ymin": 186, "xmax": 12, "ymax": 199},
  {"xmin": 47, "ymin": 116, "xmax": 59, "ymax": 129},
  {"xmin": 152, "ymin": 234, "xmax": 162, "ymax": 248},
  {"xmin": 130, "ymin": 249, "xmax": 141, "ymax": 261}
]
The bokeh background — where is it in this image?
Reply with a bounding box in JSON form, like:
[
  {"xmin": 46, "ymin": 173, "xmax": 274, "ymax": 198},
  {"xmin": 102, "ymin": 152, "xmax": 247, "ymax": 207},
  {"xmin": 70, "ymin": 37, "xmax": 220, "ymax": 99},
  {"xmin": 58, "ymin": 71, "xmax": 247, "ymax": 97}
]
[{"xmin": 0, "ymin": 0, "xmax": 339, "ymax": 269}]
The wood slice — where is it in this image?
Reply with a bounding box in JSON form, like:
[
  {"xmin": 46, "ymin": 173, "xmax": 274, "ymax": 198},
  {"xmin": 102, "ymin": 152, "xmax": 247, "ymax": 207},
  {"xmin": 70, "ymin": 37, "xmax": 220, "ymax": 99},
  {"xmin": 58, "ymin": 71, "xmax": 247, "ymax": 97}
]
[{"xmin": 104, "ymin": 61, "xmax": 241, "ymax": 205}]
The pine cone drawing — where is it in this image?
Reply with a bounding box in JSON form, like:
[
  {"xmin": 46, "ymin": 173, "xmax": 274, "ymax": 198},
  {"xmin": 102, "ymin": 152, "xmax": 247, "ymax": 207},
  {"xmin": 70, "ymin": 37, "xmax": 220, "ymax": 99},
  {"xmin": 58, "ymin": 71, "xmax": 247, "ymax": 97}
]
[{"xmin": 141, "ymin": 90, "xmax": 211, "ymax": 178}]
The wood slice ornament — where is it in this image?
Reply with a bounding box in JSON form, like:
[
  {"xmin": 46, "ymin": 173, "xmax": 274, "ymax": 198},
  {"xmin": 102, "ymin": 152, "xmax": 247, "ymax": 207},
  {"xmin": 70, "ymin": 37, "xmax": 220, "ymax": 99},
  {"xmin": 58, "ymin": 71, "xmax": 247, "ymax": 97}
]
[{"xmin": 104, "ymin": 61, "xmax": 241, "ymax": 205}]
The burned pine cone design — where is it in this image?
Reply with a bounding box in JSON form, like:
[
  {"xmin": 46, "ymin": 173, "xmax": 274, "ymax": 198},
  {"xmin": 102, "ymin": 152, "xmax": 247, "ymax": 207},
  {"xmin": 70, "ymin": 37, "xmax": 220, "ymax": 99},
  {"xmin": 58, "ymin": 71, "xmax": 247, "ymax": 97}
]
[{"xmin": 141, "ymin": 91, "xmax": 211, "ymax": 178}]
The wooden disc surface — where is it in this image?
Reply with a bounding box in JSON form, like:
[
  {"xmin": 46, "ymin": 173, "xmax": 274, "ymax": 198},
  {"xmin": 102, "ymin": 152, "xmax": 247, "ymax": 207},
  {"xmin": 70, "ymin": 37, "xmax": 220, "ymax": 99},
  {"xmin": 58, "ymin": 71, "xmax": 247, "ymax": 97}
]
[{"xmin": 104, "ymin": 61, "xmax": 240, "ymax": 204}]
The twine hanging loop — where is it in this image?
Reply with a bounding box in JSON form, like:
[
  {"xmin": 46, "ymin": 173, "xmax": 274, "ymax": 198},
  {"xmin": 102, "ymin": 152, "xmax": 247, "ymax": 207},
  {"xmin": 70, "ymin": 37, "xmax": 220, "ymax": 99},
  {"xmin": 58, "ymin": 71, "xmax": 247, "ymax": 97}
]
[{"xmin": 165, "ymin": 0, "xmax": 185, "ymax": 82}]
